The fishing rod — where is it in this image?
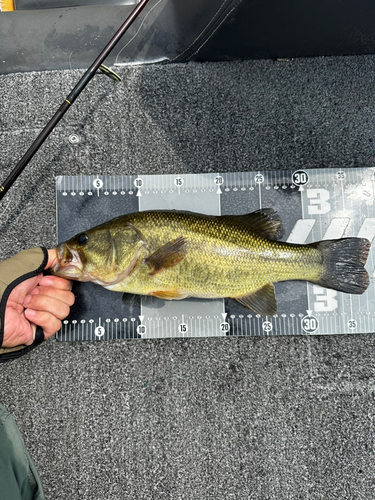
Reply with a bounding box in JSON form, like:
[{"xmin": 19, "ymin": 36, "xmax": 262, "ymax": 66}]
[{"xmin": 0, "ymin": 0, "xmax": 151, "ymax": 201}]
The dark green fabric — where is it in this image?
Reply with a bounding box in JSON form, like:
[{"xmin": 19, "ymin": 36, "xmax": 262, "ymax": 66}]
[{"xmin": 0, "ymin": 404, "xmax": 45, "ymax": 500}]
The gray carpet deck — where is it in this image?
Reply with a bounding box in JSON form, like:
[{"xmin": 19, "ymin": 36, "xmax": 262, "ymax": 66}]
[{"xmin": 0, "ymin": 56, "xmax": 375, "ymax": 499}]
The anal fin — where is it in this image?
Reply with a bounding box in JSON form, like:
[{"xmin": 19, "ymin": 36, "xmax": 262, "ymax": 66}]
[{"xmin": 235, "ymin": 283, "xmax": 277, "ymax": 316}]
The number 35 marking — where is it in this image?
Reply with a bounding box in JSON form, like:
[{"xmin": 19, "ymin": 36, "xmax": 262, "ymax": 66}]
[{"xmin": 307, "ymin": 189, "xmax": 331, "ymax": 215}]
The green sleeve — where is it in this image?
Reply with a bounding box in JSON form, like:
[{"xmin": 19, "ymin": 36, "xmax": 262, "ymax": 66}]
[
  {"xmin": 0, "ymin": 403, "xmax": 45, "ymax": 499},
  {"xmin": 0, "ymin": 247, "xmax": 48, "ymax": 363}
]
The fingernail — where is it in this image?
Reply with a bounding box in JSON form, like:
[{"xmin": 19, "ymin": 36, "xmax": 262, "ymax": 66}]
[
  {"xmin": 31, "ymin": 288, "xmax": 39, "ymax": 296},
  {"xmin": 40, "ymin": 277, "xmax": 52, "ymax": 286},
  {"xmin": 23, "ymin": 295, "xmax": 32, "ymax": 306},
  {"xmin": 25, "ymin": 309, "xmax": 36, "ymax": 318}
]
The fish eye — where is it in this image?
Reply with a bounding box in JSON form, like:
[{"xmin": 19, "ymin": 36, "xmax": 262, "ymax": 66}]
[{"xmin": 77, "ymin": 232, "xmax": 89, "ymax": 246}]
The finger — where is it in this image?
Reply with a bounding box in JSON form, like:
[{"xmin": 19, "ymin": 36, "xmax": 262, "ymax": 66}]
[
  {"xmin": 30, "ymin": 286, "xmax": 75, "ymax": 307},
  {"xmin": 7, "ymin": 274, "xmax": 42, "ymax": 303},
  {"xmin": 24, "ymin": 309, "xmax": 61, "ymax": 339},
  {"xmin": 45, "ymin": 249, "xmax": 58, "ymax": 270},
  {"xmin": 39, "ymin": 275, "xmax": 73, "ymax": 291},
  {"xmin": 23, "ymin": 295, "xmax": 70, "ymax": 321}
]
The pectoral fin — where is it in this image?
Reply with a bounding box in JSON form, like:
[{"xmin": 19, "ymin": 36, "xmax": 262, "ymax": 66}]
[
  {"xmin": 146, "ymin": 237, "xmax": 188, "ymax": 275},
  {"xmin": 235, "ymin": 283, "xmax": 277, "ymax": 315}
]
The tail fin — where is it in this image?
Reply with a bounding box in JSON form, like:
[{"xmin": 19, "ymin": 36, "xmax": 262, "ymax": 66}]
[{"xmin": 314, "ymin": 238, "xmax": 371, "ymax": 294}]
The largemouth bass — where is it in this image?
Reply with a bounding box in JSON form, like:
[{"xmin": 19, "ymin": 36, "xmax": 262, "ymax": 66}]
[{"xmin": 51, "ymin": 209, "xmax": 371, "ymax": 315}]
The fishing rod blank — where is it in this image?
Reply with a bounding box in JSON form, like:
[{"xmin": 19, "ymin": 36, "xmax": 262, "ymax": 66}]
[{"xmin": 0, "ymin": 0, "xmax": 150, "ymax": 201}]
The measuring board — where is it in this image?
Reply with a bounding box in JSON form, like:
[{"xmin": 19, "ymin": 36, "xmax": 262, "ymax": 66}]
[{"xmin": 55, "ymin": 168, "xmax": 375, "ymax": 342}]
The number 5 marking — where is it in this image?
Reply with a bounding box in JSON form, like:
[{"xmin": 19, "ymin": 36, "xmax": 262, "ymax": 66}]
[{"xmin": 307, "ymin": 189, "xmax": 331, "ymax": 215}]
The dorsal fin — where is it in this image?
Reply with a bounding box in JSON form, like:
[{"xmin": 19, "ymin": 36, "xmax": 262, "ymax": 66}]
[{"xmin": 223, "ymin": 209, "xmax": 284, "ymax": 240}]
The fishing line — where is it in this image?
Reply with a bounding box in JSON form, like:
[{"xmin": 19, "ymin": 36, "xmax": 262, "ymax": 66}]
[{"xmin": 114, "ymin": 0, "xmax": 164, "ymax": 66}]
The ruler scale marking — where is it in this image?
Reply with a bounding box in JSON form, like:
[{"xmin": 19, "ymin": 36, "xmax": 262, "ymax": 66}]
[{"xmin": 55, "ymin": 167, "xmax": 375, "ymax": 341}]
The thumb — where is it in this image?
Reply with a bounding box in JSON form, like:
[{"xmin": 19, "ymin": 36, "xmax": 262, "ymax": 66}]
[{"xmin": 45, "ymin": 249, "xmax": 58, "ymax": 270}]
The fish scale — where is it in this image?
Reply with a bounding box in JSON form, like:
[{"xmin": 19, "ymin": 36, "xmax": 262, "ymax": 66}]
[
  {"xmin": 118, "ymin": 211, "xmax": 323, "ymax": 298},
  {"xmin": 54, "ymin": 168, "xmax": 375, "ymax": 341}
]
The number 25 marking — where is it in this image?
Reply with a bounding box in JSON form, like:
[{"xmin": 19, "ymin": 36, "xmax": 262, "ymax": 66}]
[{"xmin": 307, "ymin": 189, "xmax": 331, "ymax": 215}]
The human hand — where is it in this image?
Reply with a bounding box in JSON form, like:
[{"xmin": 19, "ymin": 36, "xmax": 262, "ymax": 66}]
[{"xmin": 3, "ymin": 249, "xmax": 75, "ymax": 348}]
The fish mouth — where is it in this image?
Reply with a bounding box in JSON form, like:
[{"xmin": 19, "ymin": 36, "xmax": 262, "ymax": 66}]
[{"xmin": 51, "ymin": 244, "xmax": 84, "ymax": 279}]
